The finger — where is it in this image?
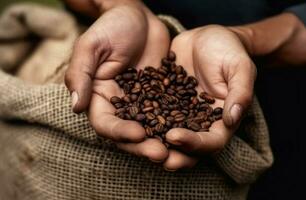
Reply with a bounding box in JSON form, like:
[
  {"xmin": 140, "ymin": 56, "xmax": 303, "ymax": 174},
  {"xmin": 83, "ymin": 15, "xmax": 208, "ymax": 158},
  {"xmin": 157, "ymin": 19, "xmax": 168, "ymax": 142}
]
[
  {"xmin": 166, "ymin": 124, "xmax": 231, "ymax": 154},
  {"xmin": 65, "ymin": 33, "xmax": 109, "ymax": 113},
  {"xmin": 89, "ymin": 94, "xmax": 146, "ymax": 142},
  {"xmin": 163, "ymin": 149, "xmax": 198, "ymax": 171},
  {"xmin": 116, "ymin": 138, "xmax": 169, "ymax": 162},
  {"xmin": 223, "ymin": 58, "xmax": 256, "ymax": 127}
]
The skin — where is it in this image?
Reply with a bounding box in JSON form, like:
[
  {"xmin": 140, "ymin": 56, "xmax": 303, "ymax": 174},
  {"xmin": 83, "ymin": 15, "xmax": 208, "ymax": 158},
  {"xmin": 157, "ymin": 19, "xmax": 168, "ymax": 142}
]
[{"xmin": 64, "ymin": 0, "xmax": 306, "ymax": 170}]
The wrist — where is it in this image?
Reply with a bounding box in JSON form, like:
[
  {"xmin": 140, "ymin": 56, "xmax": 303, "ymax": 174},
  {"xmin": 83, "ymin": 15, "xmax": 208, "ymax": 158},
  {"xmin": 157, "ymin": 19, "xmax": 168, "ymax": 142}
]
[{"xmin": 229, "ymin": 13, "xmax": 303, "ymax": 56}]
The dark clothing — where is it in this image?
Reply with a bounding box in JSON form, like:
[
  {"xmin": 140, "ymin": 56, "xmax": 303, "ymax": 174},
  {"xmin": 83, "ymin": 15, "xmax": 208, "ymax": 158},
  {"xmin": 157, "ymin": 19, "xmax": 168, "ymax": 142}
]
[{"xmin": 144, "ymin": 0, "xmax": 306, "ymax": 28}]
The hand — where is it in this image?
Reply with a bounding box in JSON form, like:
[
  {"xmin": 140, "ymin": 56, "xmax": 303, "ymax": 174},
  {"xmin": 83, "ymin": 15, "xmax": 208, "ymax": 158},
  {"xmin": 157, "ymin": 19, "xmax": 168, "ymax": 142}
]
[
  {"xmin": 65, "ymin": 3, "xmax": 171, "ymax": 162},
  {"xmin": 160, "ymin": 25, "xmax": 256, "ymax": 171}
]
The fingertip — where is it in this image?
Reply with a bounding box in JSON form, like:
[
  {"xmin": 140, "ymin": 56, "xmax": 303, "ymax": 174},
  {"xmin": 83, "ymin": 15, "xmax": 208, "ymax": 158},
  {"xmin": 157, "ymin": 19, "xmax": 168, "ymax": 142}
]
[
  {"xmin": 163, "ymin": 150, "xmax": 198, "ymax": 171},
  {"xmin": 142, "ymin": 139, "xmax": 169, "ymax": 162}
]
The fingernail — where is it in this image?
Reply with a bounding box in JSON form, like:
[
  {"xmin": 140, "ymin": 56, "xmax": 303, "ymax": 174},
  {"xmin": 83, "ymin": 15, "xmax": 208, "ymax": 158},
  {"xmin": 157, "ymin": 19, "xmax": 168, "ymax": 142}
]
[
  {"xmin": 164, "ymin": 167, "xmax": 177, "ymax": 172},
  {"xmin": 230, "ymin": 104, "xmax": 243, "ymax": 126},
  {"xmin": 150, "ymin": 159, "xmax": 163, "ymax": 163},
  {"xmin": 71, "ymin": 91, "xmax": 78, "ymax": 109}
]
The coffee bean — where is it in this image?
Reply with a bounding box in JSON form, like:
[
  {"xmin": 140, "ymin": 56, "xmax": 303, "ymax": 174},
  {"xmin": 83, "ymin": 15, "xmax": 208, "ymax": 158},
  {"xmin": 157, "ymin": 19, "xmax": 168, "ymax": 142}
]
[
  {"xmin": 110, "ymin": 51, "xmax": 221, "ymax": 146},
  {"xmin": 128, "ymin": 106, "xmax": 139, "ymax": 118},
  {"xmin": 110, "ymin": 96, "xmax": 122, "ymax": 104},
  {"xmin": 149, "ymin": 119, "xmax": 159, "ymax": 127},
  {"xmin": 168, "ymin": 51, "xmax": 176, "ymax": 62},
  {"xmin": 213, "ymin": 107, "xmax": 223, "ymax": 115},
  {"xmin": 188, "ymin": 122, "xmax": 201, "ymax": 132},
  {"xmin": 145, "ymin": 112, "xmax": 156, "ymax": 120},
  {"xmin": 135, "ymin": 113, "xmax": 146, "ymax": 122},
  {"xmin": 114, "ymin": 103, "xmax": 123, "ymax": 109},
  {"xmin": 174, "ymin": 113, "xmax": 185, "ymax": 122},
  {"xmin": 152, "ymin": 101, "xmax": 159, "ymax": 108},
  {"xmin": 155, "ymin": 123, "xmax": 164, "ymax": 133},
  {"xmin": 146, "ymin": 127, "xmax": 154, "ymax": 137},
  {"xmin": 157, "ymin": 115, "xmax": 166, "ymax": 125},
  {"xmin": 142, "ymin": 106, "xmax": 154, "ymax": 113}
]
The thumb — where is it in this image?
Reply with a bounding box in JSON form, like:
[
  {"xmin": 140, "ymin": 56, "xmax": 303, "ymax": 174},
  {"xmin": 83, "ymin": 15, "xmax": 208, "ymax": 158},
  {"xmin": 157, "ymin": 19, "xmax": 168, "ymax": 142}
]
[
  {"xmin": 223, "ymin": 58, "xmax": 257, "ymax": 127},
  {"xmin": 65, "ymin": 35, "xmax": 109, "ymax": 113}
]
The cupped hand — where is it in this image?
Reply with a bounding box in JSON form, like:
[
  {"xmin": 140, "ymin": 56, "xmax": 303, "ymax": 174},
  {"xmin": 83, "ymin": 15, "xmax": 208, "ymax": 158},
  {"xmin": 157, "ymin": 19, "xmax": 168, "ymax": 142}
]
[
  {"xmin": 161, "ymin": 25, "xmax": 257, "ymax": 171},
  {"xmin": 65, "ymin": 3, "xmax": 170, "ymax": 162}
]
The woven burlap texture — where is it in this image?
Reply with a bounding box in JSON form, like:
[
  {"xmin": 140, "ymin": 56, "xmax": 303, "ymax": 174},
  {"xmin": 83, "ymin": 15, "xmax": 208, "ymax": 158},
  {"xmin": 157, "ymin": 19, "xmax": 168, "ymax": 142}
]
[{"xmin": 0, "ymin": 3, "xmax": 273, "ymax": 200}]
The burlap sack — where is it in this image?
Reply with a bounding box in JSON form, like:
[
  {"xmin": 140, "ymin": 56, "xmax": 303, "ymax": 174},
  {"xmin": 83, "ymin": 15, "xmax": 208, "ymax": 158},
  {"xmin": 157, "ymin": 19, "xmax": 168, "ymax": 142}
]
[{"xmin": 0, "ymin": 3, "xmax": 273, "ymax": 200}]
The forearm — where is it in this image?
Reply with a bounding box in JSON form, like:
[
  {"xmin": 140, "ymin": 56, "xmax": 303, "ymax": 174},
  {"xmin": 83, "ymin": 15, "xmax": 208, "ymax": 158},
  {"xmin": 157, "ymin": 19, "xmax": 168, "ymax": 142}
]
[{"xmin": 230, "ymin": 13, "xmax": 306, "ymax": 66}]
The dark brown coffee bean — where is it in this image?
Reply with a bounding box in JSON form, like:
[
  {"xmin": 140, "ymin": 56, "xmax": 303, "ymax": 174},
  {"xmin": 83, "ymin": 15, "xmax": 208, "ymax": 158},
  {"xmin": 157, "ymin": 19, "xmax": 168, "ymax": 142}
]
[
  {"xmin": 153, "ymin": 108, "xmax": 162, "ymax": 116},
  {"xmin": 115, "ymin": 75, "xmax": 122, "ymax": 82},
  {"xmin": 213, "ymin": 107, "xmax": 223, "ymax": 115},
  {"xmin": 110, "ymin": 96, "xmax": 122, "ymax": 104},
  {"xmin": 149, "ymin": 119, "xmax": 159, "ymax": 127},
  {"xmin": 142, "ymin": 106, "xmax": 154, "ymax": 113},
  {"xmin": 130, "ymin": 94, "xmax": 138, "ymax": 102},
  {"xmin": 167, "ymin": 51, "xmax": 176, "ymax": 62},
  {"xmin": 122, "ymin": 73, "xmax": 134, "ymax": 80},
  {"xmin": 169, "ymin": 74, "xmax": 176, "ymax": 82},
  {"xmin": 155, "ymin": 123, "xmax": 164, "ymax": 133},
  {"xmin": 143, "ymin": 100, "xmax": 152, "ymax": 107},
  {"xmin": 145, "ymin": 112, "xmax": 156, "ymax": 120},
  {"xmin": 122, "ymin": 95, "xmax": 131, "ymax": 103},
  {"xmin": 199, "ymin": 92, "xmax": 215, "ymax": 104},
  {"xmin": 170, "ymin": 110, "xmax": 181, "ymax": 116},
  {"xmin": 201, "ymin": 121, "xmax": 211, "ymax": 129},
  {"xmin": 128, "ymin": 106, "xmax": 139, "ymax": 118},
  {"xmin": 135, "ymin": 113, "xmax": 146, "ymax": 122},
  {"xmin": 146, "ymin": 127, "xmax": 154, "ymax": 137},
  {"xmin": 188, "ymin": 122, "xmax": 201, "ymax": 132},
  {"xmin": 167, "ymin": 88, "xmax": 175, "ymax": 95},
  {"xmin": 114, "ymin": 103, "xmax": 124, "ymax": 109},
  {"xmin": 161, "ymin": 58, "xmax": 171, "ymax": 67},
  {"xmin": 174, "ymin": 113, "xmax": 185, "ymax": 122},
  {"xmin": 157, "ymin": 115, "xmax": 166, "ymax": 125},
  {"xmin": 152, "ymin": 101, "xmax": 159, "ymax": 108},
  {"xmin": 214, "ymin": 114, "xmax": 222, "ymax": 120}
]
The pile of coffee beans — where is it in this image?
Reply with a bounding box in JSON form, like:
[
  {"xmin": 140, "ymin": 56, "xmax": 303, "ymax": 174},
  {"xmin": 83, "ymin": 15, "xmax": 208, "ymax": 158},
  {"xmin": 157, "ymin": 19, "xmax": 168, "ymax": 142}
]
[{"xmin": 110, "ymin": 51, "xmax": 222, "ymax": 142}]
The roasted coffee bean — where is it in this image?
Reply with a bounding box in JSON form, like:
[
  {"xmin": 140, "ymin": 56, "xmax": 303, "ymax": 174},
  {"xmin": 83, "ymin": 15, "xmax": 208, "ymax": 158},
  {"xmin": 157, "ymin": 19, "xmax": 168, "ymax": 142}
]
[
  {"xmin": 168, "ymin": 51, "xmax": 176, "ymax": 62},
  {"xmin": 110, "ymin": 96, "xmax": 122, "ymax": 104},
  {"xmin": 155, "ymin": 123, "xmax": 164, "ymax": 133},
  {"xmin": 122, "ymin": 73, "xmax": 134, "ymax": 80},
  {"xmin": 145, "ymin": 127, "xmax": 154, "ymax": 137},
  {"xmin": 188, "ymin": 122, "xmax": 201, "ymax": 132},
  {"xmin": 153, "ymin": 108, "xmax": 162, "ymax": 116},
  {"xmin": 130, "ymin": 94, "xmax": 138, "ymax": 102},
  {"xmin": 152, "ymin": 101, "xmax": 159, "ymax": 108},
  {"xmin": 122, "ymin": 95, "xmax": 131, "ymax": 103},
  {"xmin": 201, "ymin": 121, "xmax": 211, "ymax": 129},
  {"xmin": 157, "ymin": 115, "xmax": 166, "ymax": 125},
  {"xmin": 199, "ymin": 92, "xmax": 215, "ymax": 104},
  {"xmin": 135, "ymin": 113, "xmax": 146, "ymax": 122},
  {"xmin": 110, "ymin": 51, "xmax": 222, "ymax": 146},
  {"xmin": 174, "ymin": 113, "xmax": 185, "ymax": 122},
  {"xmin": 149, "ymin": 119, "xmax": 159, "ymax": 127},
  {"xmin": 146, "ymin": 112, "xmax": 156, "ymax": 120},
  {"xmin": 114, "ymin": 103, "xmax": 123, "ymax": 109},
  {"xmin": 128, "ymin": 106, "xmax": 139, "ymax": 118},
  {"xmin": 170, "ymin": 110, "xmax": 181, "ymax": 116},
  {"xmin": 213, "ymin": 107, "xmax": 223, "ymax": 115},
  {"xmin": 143, "ymin": 100, "xmax": 152, "ymax": 107},
  {"xmin": 142, "ymin": 106, "xmax": 154, "ymax": 113}
]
